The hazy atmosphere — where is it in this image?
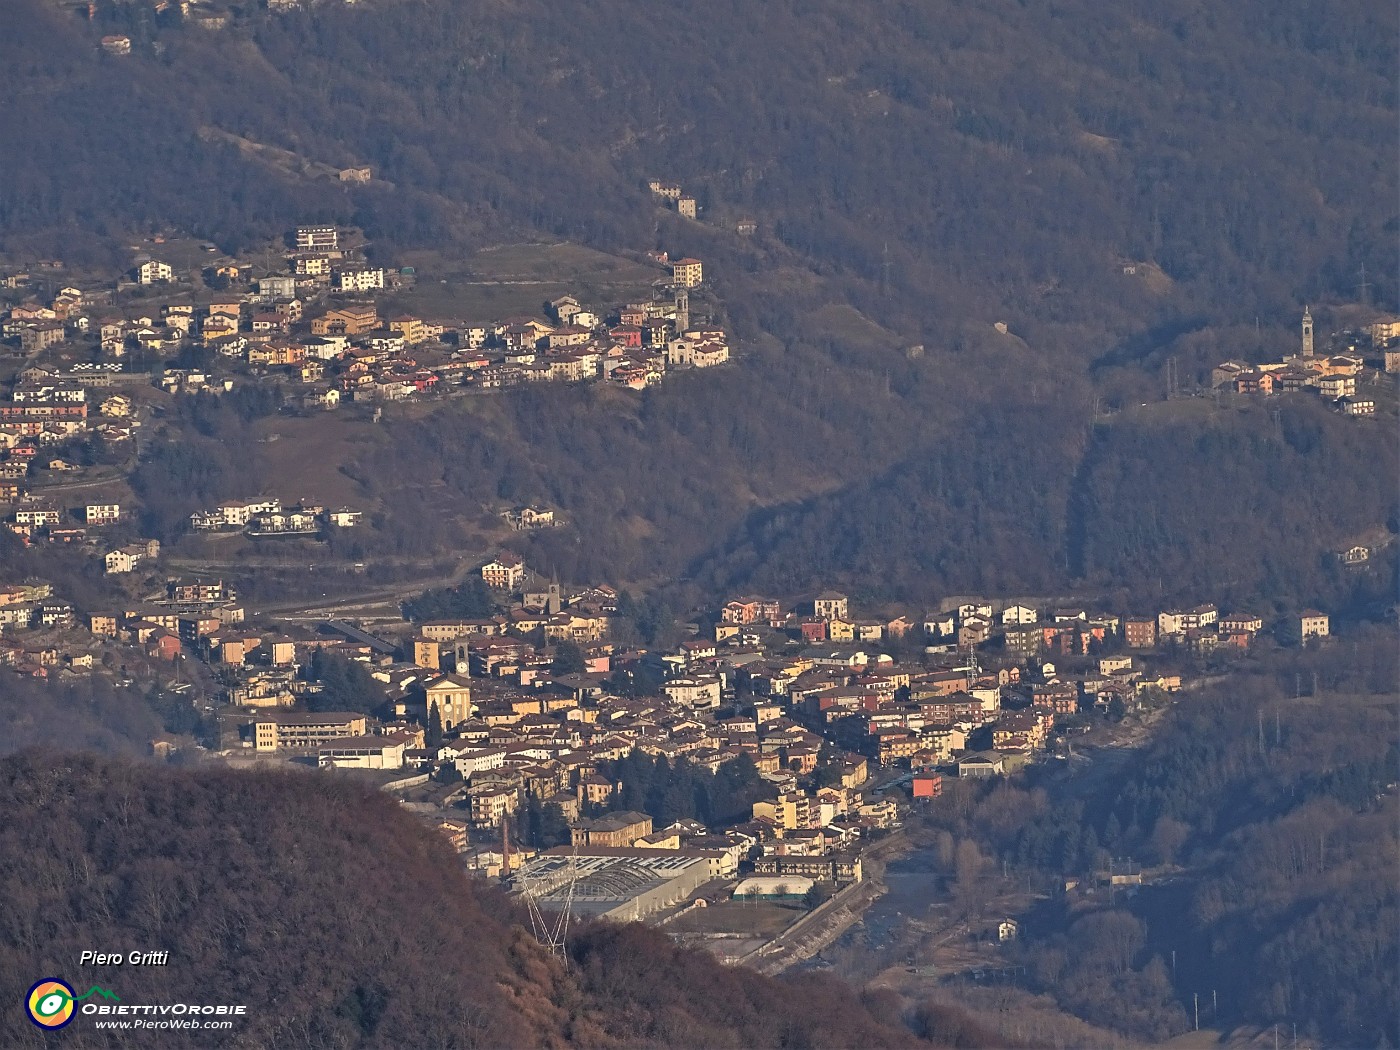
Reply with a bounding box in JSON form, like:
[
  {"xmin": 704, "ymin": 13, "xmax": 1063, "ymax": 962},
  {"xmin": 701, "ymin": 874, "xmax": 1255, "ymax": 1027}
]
[{"xmin": 0, "ymin": 0, "xmax": 1394, "ymax": 1047}]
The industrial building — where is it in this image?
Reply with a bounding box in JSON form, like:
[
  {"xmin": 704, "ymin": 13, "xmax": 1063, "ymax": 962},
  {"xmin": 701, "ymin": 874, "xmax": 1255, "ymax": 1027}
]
[
  {"xmin": 752, "ymin": 852, "xmax": 863, "ymax": 886},
  {"xmin": 514, "ymin": 849, "xmax": 712, "ymax": 923},
  {"xmin": 250, "ymin": 711, "xmax": 367, "ymax": 752},
  {"xmin": 315, "ymin": 736, "xmax": 406, "ymax": 770}
]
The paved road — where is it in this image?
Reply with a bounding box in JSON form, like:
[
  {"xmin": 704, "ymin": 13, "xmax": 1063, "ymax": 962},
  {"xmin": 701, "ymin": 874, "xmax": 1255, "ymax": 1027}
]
[{"xmin": 30, "ymin": 471, "xmax": 131, "ymax": 494}]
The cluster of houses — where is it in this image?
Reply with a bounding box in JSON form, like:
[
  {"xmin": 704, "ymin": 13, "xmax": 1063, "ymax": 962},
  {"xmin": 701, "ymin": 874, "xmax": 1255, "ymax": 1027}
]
[
  {"xmin": 423, "ymin": 264, "xmax": 726, "ymax": 389},
  {"xmin": 86, "ymin": 578, "xmax": 247, "ymax": 663},
  {"xmin": 6, "ymin": 494, "xmax": 167, "ymax": 583},
  {"xmin": 0, "ymin": 436, "xmax": 172, "ymax": 585},
  {"xmin": 1, "ymin": 225, "xmax": 729, "ymax": 419},
  {"xmin": 0, "ymin": 580, "xmax": 79, "ymax": 674},
  {"xmin": 0, "ymin": 521, "xmax": 1343, "ymax": 905},
  {"xmin": 1212, "ymin": 308, "xmax": 1395, "ymax": 416},
  {"xmin": 620, "ymin": 590, "xmax": 1328, "ymax": 779},
  {"xmin": 0, "ymin": 572, "xmax": 251, "ymax": 679},
  {"xmin": 648, "ymin": 179, "xmax": 701, "ymax": 221},
  {"xmin": 188, "ymin": 496, "xmax": 362, "ymax": 537},
  {"xmin": 208, "ymin": 614, "xmax": 886, "ymax": 888},
  {"xmin": 0, "ymin": 363, "xmax": 137, "ymax": 513},
  {"xmin": 7, "ymin": 496, "xmax": 122, "ymax": 543},
  {"xmin": 176, "ymin": 567, "xmax": 1333, "ymax": 891}
]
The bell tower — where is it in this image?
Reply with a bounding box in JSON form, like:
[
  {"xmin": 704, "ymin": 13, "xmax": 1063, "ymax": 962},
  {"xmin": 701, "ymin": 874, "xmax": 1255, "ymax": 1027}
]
[
  {"xmin": 1301, "ymin": 306, "xmax": 1314, "ymax": 358},
  {"xmin": 674, "ymin": 288, "xmax": 689, "ymax": 335}
]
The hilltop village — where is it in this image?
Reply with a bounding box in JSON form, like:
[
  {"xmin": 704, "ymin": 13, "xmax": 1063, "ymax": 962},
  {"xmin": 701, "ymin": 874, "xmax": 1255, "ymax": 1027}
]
[
  {"xmin": 0, "ymin": 225, "xmax": 729, "ymax": 582},
  {"xmin": 1, "ymin": 224, "xmax": 726, "ymax": 416},
  {"xmin": 1212, "ymin": 307, "xmax": 1396, "ymax": 416}
]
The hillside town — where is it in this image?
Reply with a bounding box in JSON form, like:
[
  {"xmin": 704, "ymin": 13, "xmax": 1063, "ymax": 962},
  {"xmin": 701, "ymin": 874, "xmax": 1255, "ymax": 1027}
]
[
  {"xmin": 0, "ymin": 522, "xmax": 1348, "ymax": 942},
  {"xmin": 0, "ymin": 224, "xmax": 730, "ymax": 420},
  {"xmin": 7, "ymin": 3, "xmax": 1391, "ymax": 1044},
  {"xmin": 0, "ymin": 230, "xmax": 1391, "ymax": 969},
  {"xmin": 0, "ymin": 226, "xmax": 732, "ymax": 596}
]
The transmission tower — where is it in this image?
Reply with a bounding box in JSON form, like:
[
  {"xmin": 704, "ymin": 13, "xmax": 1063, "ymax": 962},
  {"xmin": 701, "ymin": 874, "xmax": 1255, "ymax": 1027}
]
[
  {"xmin": 517, "ymin": 839, "xmax": 581, "ymax": 958},
  {"xmin": 963, "ymin": 641, "xmax": 981, "ymax": 692}
]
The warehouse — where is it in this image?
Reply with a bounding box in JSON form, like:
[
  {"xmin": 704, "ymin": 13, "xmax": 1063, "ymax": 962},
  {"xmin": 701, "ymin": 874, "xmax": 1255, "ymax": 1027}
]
[{"xmin": 514, "ymin": 849, "xmax": 712, "ymax": 923}]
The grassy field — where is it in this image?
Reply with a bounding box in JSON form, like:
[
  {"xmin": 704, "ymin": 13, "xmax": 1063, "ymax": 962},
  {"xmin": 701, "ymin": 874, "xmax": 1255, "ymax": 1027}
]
[
  {"xmin": 806, "ymin": 303, "xmax": 900, "ymax": 351},
  {"xmin": 251, "ymin": 412, "xmax": 386, "ymax": 509},
  {"xmin": 465, "ymin": 242, "xmax": 659, "ymax": 282}
]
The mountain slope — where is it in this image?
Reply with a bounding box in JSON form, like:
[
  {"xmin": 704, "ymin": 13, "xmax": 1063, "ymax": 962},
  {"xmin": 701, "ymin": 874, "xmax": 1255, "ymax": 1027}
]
[
  {"xmin": 0, "ymin": 752, "xmax": 959, "ymax": 1049},
  {"xmin": 3, "ymin": 0, "xmax": 1394, "ymax": 333}
]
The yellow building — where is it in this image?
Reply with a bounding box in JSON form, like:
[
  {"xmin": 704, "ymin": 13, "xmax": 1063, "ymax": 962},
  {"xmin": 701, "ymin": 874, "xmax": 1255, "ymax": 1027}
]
[
  {"xmin": 1368, "ymin": 318, "xmax": 1400, "ymax": 343},
  {"xmin": 752, "ymin": 791, "xmax": 811, "ymax": 831},
  {"xmin": 267, "ymin": 639, "xmax": 296, "ymax": 666},
  {"xmin": 89, "ymin": 614, "xmax": 119, "ymax": 637},
  {"xmin": 252, "ymin": 712, "xmax": 367, "ymax": 752},
  {"xmin": 412, "ymin": 637, "xmax": 441, "ymax": 671},
  {"xmin": 840, "ymin": 756, "xmax": 868, "ymax": 789},
  {"xmin": 311, "ymin": 305, "xmax": 378, "ymax": 336},
  {"xmin": 636, "ymin": 829, "xmax": 683, "ymax": 849},
  {"xmin": 577, "ymin": 774, "xmax": 614, "ymax": 806},
  {"xmin": 1297, "ymin": 610, "xmax": 1330, "ymax": 641},
  {"xmin": 827, "ymin": 618, "xmax": 856, "ymax": 642},
  {"xmin": 423, "ymin": 674, "xmax": 474, "ymax": 729},
  {"xmin": 571, "ymin": 810, "xmax": 653, "ymax": 848},
  {"xmin": 671, "ymin": 258, "xmax": 704, "ymax": 288},
  {"xmin": 542, "ymin": 612, "xmax": 610, "ymax": 642},
  {"xmin": 470, "ymin": 787, "xmax": 519, "ymax": 828},
  {"xmin": 389, "ymin": 316, "xmax": 428, "ymax": 345}
]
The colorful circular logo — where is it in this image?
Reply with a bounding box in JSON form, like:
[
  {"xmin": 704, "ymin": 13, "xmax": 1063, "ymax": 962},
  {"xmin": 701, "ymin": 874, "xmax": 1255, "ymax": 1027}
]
[{"xmin": 26, "ymin": 979, "xmax": 76, "ymax": 1029}]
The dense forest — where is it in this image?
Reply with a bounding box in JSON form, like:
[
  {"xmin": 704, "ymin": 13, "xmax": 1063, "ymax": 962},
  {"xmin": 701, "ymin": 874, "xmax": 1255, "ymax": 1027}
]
[
  {"xmin": 917, "ymin": 629, "xmax": 1399, "ymax": 1046},
  {"xmin": 4, "ymin": 0, "xmax": 1395, "ymax": 324},
  {"xmin": 0, "ymin": 751, "xmax": 996, "ymax": 1049}
]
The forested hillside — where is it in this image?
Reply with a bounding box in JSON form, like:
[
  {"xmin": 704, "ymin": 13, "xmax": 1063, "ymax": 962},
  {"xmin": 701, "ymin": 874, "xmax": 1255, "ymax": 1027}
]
[
  {"xmin": 1067, "ymin": 399, "xmax": 1399, "ymax": 606},
  {"xmin": 0, "ymin": 752, "xmax": 977, "ymax": 1049},
  {"xmin": 337, "ymin": 384, "xmax": 1394, "ymax": 610},
  {"xmin": 5, "ymin": 0, "xmax": 1395, "ymax": 327}
]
